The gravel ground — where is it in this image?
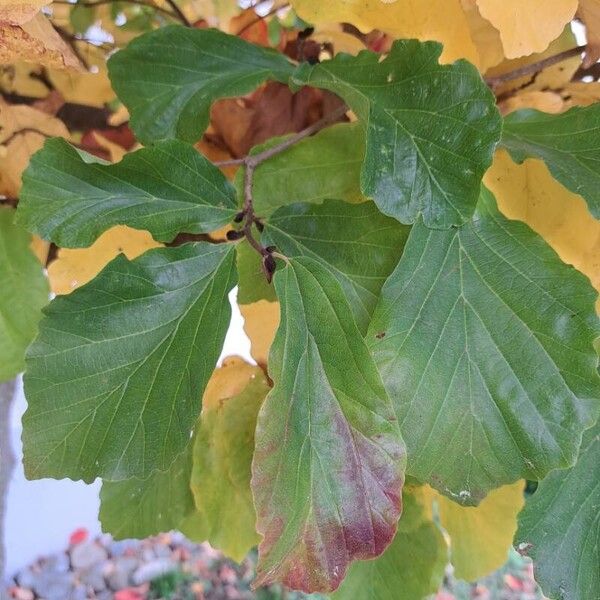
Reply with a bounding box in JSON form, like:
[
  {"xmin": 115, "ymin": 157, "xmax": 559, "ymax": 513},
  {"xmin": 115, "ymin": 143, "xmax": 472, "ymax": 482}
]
[{"xmin": 5, "ymin": 530, "xmax": 547, "ymax": 600}]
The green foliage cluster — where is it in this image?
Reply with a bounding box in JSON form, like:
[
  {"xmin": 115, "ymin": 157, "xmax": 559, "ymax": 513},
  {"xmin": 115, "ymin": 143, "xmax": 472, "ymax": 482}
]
[{"xmin": 7, "ymin": 23, "xmax": 600, "ymax": 600}]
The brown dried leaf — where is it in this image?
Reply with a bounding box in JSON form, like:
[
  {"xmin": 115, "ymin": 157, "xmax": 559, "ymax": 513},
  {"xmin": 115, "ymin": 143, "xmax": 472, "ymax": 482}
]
[
  {"xmin": 0, "ymin": 0, "xmax": 49, "ymax": 25},
  {"xmin": 0, "ymin": 13, "xmax": 82, "ymax": 70}
]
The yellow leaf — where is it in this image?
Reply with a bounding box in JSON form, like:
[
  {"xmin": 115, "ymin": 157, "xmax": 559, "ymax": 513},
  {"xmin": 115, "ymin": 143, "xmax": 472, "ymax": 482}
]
[
  {"xmin": 0, "ymin": 98, "xmax": 69, "ymax": 198},
  {"xmin": 419, "ymin": 481, "xmax": 525, "ymax": 581},
  {"xmin": 29, "ymin": 235, "xmax": 49, "ymax": 265},
  {"xmin": 202, "ymin": 355, "xmax": 259, "ymax": 410},
  {"xmin": 47, "ymin": 226, "xmax": 162, "ymax": 295},
  {"xmin": 499, "ymin": 90, "xmax": 565, "ymax": 115},
  {"xmin": 486, "ymin": 27, "xmax": 581, "ymax": 95},
  {"xmin": 560, "ymin": 81, "xmax": 600, "ymax": 107},
  {"xmin": 460, "ymin": 0, "xmax": 504, "ymax": 71},
  {"xmin": 311, "ymin": 24, "xmax": 367, "ymax": 56},
  {"xmin": 476, "ymin": 0, "xmax": 577, "ymax": 58},
  {"xmin": 579, "ymin": 0, "xmax": 600, "ymax": 67},
  {"xmin": 0, "ymin": 0, "xmax": 49, "ymax": 24},
  {"xmin": 240, "ymin": 300, "xmax": 280, "ymax": 367},
  {"xmin": 183, "ymin": 357, "xmax": 269, "ymax": 561},
  {"xmin": 48, "ymin": 42, "xmax": 115, "ymax": 108},
  {"xmin": 0, "ymin": 13, "xmax": 82, "ymax": 70},
  {"xmin": 290, "ymin": 0, "xmax": 481, "ymax": 67},
  {"xmin": 484, "ymin": 150, "xmax": 600, "ymax": 307}
]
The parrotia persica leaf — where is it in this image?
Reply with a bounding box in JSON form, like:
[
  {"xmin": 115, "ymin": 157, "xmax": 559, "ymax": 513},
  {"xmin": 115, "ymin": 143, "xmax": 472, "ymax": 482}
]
[
  {"xmin": 252, "ymin": 256, "xmax": 406, "ymax": 593},
  {"xmin": 293, "ymin": 40, "xmax": 502, "ymax": 228},
  {"xmin": 476, "ymin": 0, "xmax": 577, "ymax": 58},
  {"xmin": 368, "ymin": 189, "xmax": 600, "ymax": 504},
  {"xmin": 17, "ymin": 138, "xmax": 237, "ymax": 248},
  {"xmin": 501, "ymin": 106, "xmax": 600, "ymax": 220},
  {"xmin": 484, "ymin": 150, "xmax": 600, "ymax": 304},
  {"xmin": 108, "ymin": 25, "xmax": 295, "ymax": 144},
  {"xmin": 22, "ymin": 242, "xmax": 237, "ymax": 482},
  {"xmin": 333, "ymin": 489, "xmax": 447, "ymax": 600},
  {"xmin": 420, "ymin": 481, "xmax": 525, "ymax": 581},
  {"xmin": 263, "ymin": 199, "xmax": 410, "ymax": 332},
  {"xmin": 184, "ymin": 362, "xmax": 269, "ymax": 562},
  {"xmin": 99, "ymin": 443, "xmax": 194, "ymax": 539},
  {"xmin": 0, "ymin": 207, "xmax": 48, "ymax": 382},
  {"xmin": 237, "ymin": 123, "xmax": 365, "ymax": 218},
  {"xmin": 516, "ymin": 422, "xmax": 600, "ymax": 600}
]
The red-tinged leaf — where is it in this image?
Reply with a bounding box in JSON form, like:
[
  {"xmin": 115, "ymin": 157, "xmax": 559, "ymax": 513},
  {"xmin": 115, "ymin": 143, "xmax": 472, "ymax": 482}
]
[{"xmin": 252, "ymin": 256, "xmax": 406, "ymax": 593}]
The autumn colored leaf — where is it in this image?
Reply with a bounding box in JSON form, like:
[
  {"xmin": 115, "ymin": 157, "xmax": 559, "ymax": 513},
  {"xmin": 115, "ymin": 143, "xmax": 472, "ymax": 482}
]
[
  {"xmin": 252, "ymin": 256, "xmax": 405, "ymax": 593},
  {"xmin": 486, "ymin": 28, "xmax": 581, "ymax": 96},
  {"xmin": 0, "ymin": 0, "xmax": 49, "ymax": 24},
  {"xmin": 475, "ymin": 0, "xmax": 577, "ymax": 58},
  {"xmin": 484, "ymin": 150, "xmax": 600, "ymax": 302},
  {"xmin": 502, "ymin": 105, "xmax": 600, "ymax": 219},
  {"xmin": 239, "ymin": 301, "xmax": 279, "ymax": 368},
  {"xmin": 420, "ymin": 482, "xmax": 525, "ymax": 581},
  {"xmin": 0, "ymin": 98, "xmax": 69, "ymax": 198},
  {"xmin": 289, "ymin": 0, "xmax": 482, "ymax": 66},
  {"xmin": 0, "ymin": 13, "xmax": 82, "ymax": 69},
  {"xmin": 184, "ymin": 361, "xmax": 269, "ymax": 561},
  {"xmin": 47, "ymin": 226, "xmax": 161, "ymax": 295},
  {"xmin": 368, "ymin": 189, "xmax": 600, "ymax": 503},
  {"xmin": 333, "ymin": 489, "xmax": 447, "ymax": 600}
]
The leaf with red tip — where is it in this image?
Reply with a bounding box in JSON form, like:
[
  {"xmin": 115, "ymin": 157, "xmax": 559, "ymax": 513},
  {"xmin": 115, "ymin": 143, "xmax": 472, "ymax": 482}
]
[{"xmin": 251, "ymin": 256, "xmax": 406, "ymax": 593}]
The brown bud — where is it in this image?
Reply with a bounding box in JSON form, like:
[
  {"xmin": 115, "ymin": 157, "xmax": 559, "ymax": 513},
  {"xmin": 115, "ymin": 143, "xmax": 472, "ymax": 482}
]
[
  {"xmin": 226, "ymin": 229, "xmax": 245, "ymax": 241},
  {"xmin": 262, "ymin": 253, "xmax": 277, "ymax": 283}
]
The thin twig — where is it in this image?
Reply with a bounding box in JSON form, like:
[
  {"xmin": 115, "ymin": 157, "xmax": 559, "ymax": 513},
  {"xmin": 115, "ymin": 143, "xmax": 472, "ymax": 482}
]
[
  {"xmin": 485, "ymin": 45, "xmax": 587, "ymax": 87},
  {"xmin": 52, "ymin": 0, "xmax": 178, "ymax": 19},
  {"xmin": 224, "ymin": 104, "xmax": 347, "ymax": 274},
  {"xmin": 164, "ymin": 0, "xmax": 191, "ymax": 26}
]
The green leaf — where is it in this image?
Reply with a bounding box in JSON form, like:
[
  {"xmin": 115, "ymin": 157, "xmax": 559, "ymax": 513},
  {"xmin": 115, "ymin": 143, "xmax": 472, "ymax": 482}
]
[
  {"xmin": 515, "ymin": 422, "xmax": 599, "ymax": 600},
  {"xmin": 333, "ymin": 490, "xmax": 447, "ymax": 600},
  {"xmin": 17, "ymin": 138, "xmax": 237, "ymax": 248},
  {"xmin": 502, "ymin": 106, "xmax": 600, "ymax": 219},
  {"xmin": 236, "ymin": 241, "xmax": 277, "ymax": 305},
  {"xmin": 184, "ymin": 366, "xmax": 269, "ymax": 562},
  {"xmin": 99, "ymin": 444, "xmax": 195, "ymax": 539},
  {"xmin": 22, "ymin": 242, "xmax": 237, "ymax": 482},
  {"xmin": 236, "ymin": 123, "xmax": 365, "ymax": 218},
  {"xmin": 108, "ymin": 26, "xmax": 295, "ymax": 144},
  {"xmin": 293, "ymin": 40, "xmax": 501, "ymax": 228},
  {"xmin": 263, "ymin": 199, "xmax": 410, "ymax": 332},
  {"xmin": 367, "ymin": 189, "xmax": 600, "ymax": 504},
  {"xmin": 0, "ymin": 208, "xmax": 48, "ymax": 382},
  {"xmin": 252, "ymin": 256, "xmax": 406, "ymax": 593}
]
